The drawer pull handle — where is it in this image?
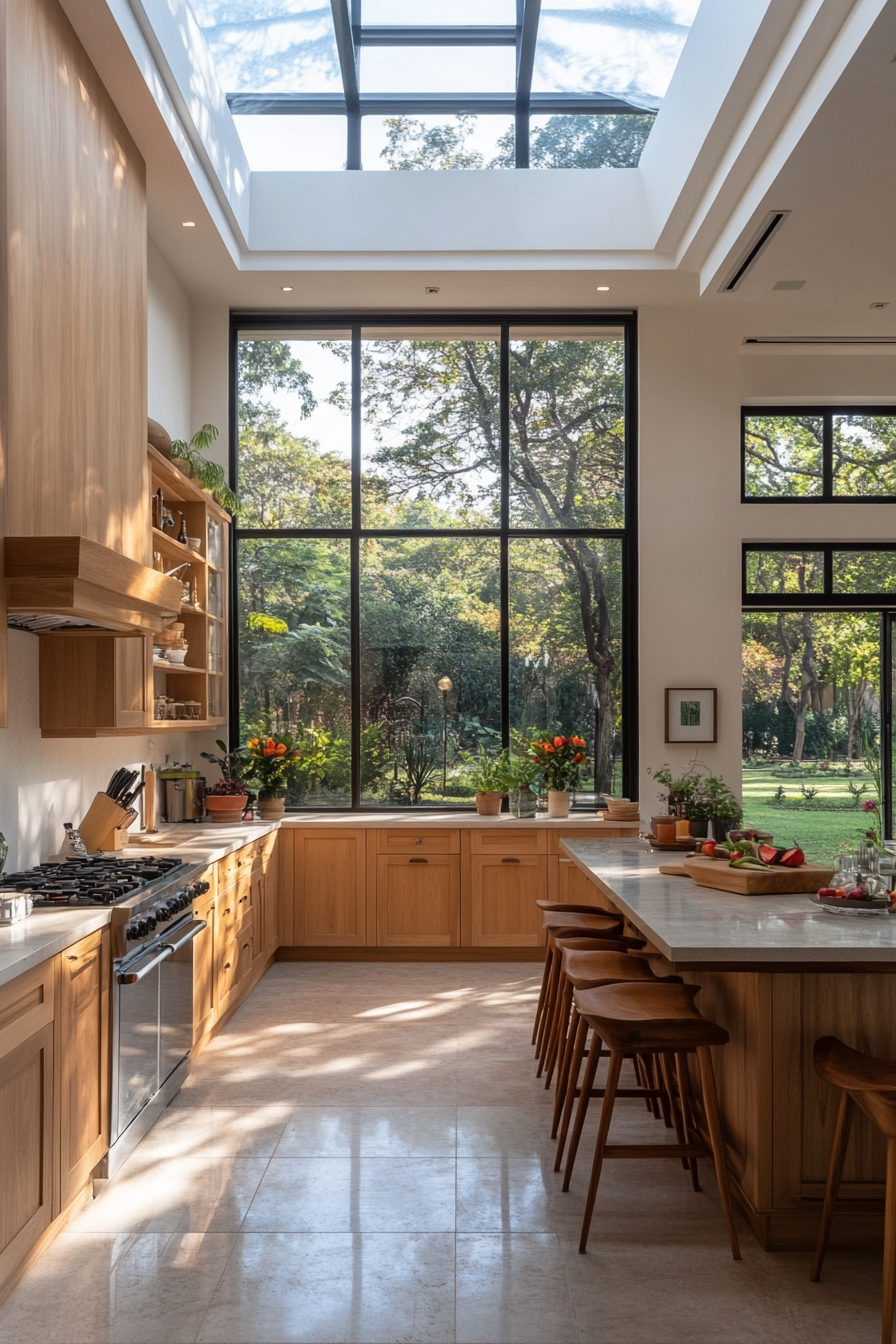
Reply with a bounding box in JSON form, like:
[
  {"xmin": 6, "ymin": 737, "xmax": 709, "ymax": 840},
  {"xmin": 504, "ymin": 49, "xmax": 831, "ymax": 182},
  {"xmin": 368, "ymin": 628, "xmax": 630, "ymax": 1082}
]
[
  {"xmin": 409, "ymin": 857, "xmax": 428, "ymax": 864},
  {"xmin": 501, "ymin": 857, "xmax": 520, "ymax": 864},
  {"xmin": 224, "ymin": 961, "xmax": 231, "ymax": 970},
  {"xmin": 415, "ymin": 838, "xmax": 422, "ymax": 845}
]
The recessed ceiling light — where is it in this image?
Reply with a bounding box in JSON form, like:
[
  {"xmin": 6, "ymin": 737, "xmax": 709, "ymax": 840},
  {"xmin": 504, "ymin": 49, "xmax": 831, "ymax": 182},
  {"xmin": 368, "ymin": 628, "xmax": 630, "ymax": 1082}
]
[
  {"xmin": 772, "ymin": 279, "xmax": 805, "ymax": 290},
  {"xmin": 181, "ymin": 221, "xmax": 195, "ymax": 228},
  {"xmin": 870, "ymin": 301, "xmax": 890, "ymax": 309},
  {"xmin": 281, "ymin": 286, "xmax": 294, "ymax": 292},
  {"xmin": 596, "ymin": 285, "xmax": 610, "ymax": 292}
]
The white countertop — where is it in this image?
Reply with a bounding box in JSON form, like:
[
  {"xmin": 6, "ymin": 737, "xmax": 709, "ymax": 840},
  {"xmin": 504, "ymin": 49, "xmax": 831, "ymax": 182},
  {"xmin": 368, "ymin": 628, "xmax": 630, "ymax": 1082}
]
[
  {"xmin": 116, "ymin": 820, "xmax": 281, "ymax": 865},
  {"xmin": 280, "ymin": 812, "xmax": 638, "ymax": 830},
  {"xmin": 0, "ymin": 908, "xmax": 112, "ymax": 990},
  {"xmin": 561, "ymin": 839, "xmax": 896, "ymax": 968}
]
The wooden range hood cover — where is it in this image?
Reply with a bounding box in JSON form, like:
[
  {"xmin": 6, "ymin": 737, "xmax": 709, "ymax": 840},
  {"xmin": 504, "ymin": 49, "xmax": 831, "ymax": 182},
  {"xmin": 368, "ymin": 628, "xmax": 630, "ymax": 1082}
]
[{"xmin": 5, "ymin": 537, "xmax": 185, "ymax": 633}]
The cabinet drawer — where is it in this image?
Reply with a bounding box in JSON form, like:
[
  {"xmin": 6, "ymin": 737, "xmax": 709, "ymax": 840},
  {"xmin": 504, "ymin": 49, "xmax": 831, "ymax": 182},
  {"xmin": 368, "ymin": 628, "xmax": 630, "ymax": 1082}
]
[
  {"xmin": 470, "ymin": 828, "xmax": 547, "ymax": 855},
  {"xmin": 0, "ymin": 959, "xmax": 55, "ymax": 1060},
  {"xmin": 376, "ymin": 829, "xmax": 460, "ymax": 855},
  {"xmin": 218, "ymin": 843, "xmax": 258, "ymax": 890}
]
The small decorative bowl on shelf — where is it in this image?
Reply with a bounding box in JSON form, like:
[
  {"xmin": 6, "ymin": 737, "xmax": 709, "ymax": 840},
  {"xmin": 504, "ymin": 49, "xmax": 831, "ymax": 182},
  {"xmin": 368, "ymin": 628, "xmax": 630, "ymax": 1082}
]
[
  {"xmin": 167, "ymin": 646, "xmax": 189, "ymax": 665},
  {"xmin": 186, "ymin": 537, "xmax": 202, "ymax": 552}
]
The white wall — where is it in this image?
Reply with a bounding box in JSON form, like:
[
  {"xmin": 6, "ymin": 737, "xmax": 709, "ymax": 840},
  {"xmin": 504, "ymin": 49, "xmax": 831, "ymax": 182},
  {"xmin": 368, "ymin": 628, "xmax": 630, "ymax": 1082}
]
[
  {"xmin": 0, "ymin": 631, "xmax": 219, "ymax": 871},
  {"xmin": 148, "ymin": 238, "xmax": 192, "ymax": 441},
  {"xmin": 638, "ymin": 302, "xmax": 896, "ymax": 815},
  {"xmin": 191, "ymin": 303, "xmax": 231, "ymax": 474}
]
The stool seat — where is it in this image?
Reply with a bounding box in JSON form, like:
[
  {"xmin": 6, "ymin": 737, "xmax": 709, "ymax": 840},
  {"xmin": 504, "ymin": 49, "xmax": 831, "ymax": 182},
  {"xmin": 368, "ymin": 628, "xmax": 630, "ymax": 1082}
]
[
  {"xmin": 537, "ymin": 900, "xmax": 617, "ymax": 914},
  {"xmin": 562, "ymin": 947, "xmax": 675, "ymax": 990},
  {"xmin": 542, "ymin": 910, "xmax": 622, "ymax": 934},
  {"xmin": 574, "ymin": 982, "xmax": 730, "ymax": 1052}
]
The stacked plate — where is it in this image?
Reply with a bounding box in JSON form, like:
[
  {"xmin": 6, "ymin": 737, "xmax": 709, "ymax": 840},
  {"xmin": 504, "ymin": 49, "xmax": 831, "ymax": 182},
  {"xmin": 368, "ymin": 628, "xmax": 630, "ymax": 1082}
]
[{"xmin": 605, "ymin": 798, "xmax": 640, "ymax": 821}]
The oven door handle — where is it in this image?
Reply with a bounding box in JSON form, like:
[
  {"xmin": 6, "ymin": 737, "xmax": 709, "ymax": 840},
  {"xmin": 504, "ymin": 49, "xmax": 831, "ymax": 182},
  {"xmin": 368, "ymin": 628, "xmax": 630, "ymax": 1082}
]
[
  {"xmin": 117, "ymin": 944, "xmax": 174, "ymax": 984},
  {"xmin": 161, "ymin": 919, "xmax": 207, "ymax": 953}
]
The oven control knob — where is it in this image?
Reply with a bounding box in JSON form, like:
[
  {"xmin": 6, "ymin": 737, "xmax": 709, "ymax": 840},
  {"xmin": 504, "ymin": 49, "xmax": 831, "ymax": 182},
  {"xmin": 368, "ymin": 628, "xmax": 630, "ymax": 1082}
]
[
  {"xmin": 134, "ymin": 917, "xmax": 148, "ymax": 937},
  {"xmin": 145, "ymin": 913, "xmax": 157, "ymax": 931},
  {"xmin": 176, "ymin": 889, "xmax": 190, "ymax": 910},
  {"xmin": 194, "ymin": 880, "xmax": 210, "ymax": 897},
  {"xmin": 126, "ymin": 921, "xmax": 139, "ymax": 941},
  {"xmin": 154, "ymin": 903, "xmax": 171, "ymax": 922}
]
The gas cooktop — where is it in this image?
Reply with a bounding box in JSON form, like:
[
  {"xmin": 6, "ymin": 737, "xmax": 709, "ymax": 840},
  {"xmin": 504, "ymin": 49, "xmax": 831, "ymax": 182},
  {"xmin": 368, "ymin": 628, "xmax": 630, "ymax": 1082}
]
[{"xmin": 1, "ymin": 855, "xmax": 186, "ymax": 907}]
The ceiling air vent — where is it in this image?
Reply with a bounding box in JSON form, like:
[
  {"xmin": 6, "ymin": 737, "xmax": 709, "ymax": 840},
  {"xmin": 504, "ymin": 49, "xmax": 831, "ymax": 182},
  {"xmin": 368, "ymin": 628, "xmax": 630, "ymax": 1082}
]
[{"xmin": 719, "ymin": 211, "xmax": 791, "ymax": 292}]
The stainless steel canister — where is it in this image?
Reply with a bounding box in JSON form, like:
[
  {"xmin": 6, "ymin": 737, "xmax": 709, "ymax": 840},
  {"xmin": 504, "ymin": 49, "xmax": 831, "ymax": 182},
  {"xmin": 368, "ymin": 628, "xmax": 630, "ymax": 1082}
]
[{"xmin": 161, "ymin": 771, "xmax": 204, "ymax": 823}]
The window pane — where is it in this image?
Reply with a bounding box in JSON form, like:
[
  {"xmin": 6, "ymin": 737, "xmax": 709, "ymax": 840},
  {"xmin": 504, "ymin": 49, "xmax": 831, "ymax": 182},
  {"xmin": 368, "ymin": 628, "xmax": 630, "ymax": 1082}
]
[
  {"xmin": 833, "ymin": 551, "xmax": 896, "ymax": 595},
  {"xmin": 233, "ymin": 116, "xmax": 348, "ymax": 171},
  {"xmin": 364, "ymin": 115, "xmax": 513, "ymax": 170},
  {"xmin": 360, "ymin": 536, "xmax": 501, "ymax": 805},
  {"xmin": 238, "ymin": 538, "xmax": 351, "ymax": 808},
  {"xmin": 509, "ymin": 328, "xmax": 626, "ymax": 528},
  {"xmin": 533, "ymin": 2, "xmax": 699, "ymax": 101},
  {"xmin": 510, "ymin": 537, "xmax": 622, "ymax": 794},
  {"xmin": 363, "ymin": 0, "xmax": 515, "ymax": 22},
  {"xmin": 237, "ymin": 333, "xmax": 352, "ymax": 528},
  {"xmin": 360, "ymin": 330, "xmax": 500, "ymax": 526},
  {"xmin": 194, "ymin": 0, "xmax": 342, "ymax": 94},
  {"xmin": 743, "ymin": 415, "xmax": 824, "ymax": 498},
  {"xmin": 832, "ymin": 415, "xmax": 896, "ymax": 497},
  {"xmin": 360, "ymin": 45, "xmax": 516, "ymax": 93},
  {"xmin": 745, "ymin": 551, "xmax": 824, "ymax": 596},
  {"xmin": 528, "ymin": 113, "xmax": 654, "ymax": 168}
]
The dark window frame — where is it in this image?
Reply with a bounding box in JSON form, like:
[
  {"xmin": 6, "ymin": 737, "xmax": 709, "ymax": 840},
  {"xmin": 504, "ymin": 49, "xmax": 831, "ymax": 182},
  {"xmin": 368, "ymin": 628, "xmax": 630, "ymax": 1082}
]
[
  {"xmin": 228, "ymin": 310, "xmax": 639, "ymax": 810},
  {"xmin": 741, "ymin": 405, "xmax": 896, "ymax": 504},
  {"xmin": 743, "ymin": 542, "xmax": 896, "ymax": 608}
]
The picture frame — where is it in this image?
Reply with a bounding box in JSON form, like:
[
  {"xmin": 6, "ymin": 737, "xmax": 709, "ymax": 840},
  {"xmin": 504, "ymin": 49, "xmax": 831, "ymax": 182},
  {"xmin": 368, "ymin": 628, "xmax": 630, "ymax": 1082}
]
[{"xmin": 664, "ymin": 688, "xmax": 717, "ymax": 744}]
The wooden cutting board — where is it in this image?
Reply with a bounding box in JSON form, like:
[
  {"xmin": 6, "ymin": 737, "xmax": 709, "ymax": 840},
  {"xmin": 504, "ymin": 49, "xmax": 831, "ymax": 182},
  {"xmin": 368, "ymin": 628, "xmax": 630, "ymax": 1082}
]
[
  {"xmin": 683, "ymin": 855, "xmax": 834, "ymax": 895},
  {"xmin": 659, "ymin": 864, "xmax": 690, "ymax": 877}
]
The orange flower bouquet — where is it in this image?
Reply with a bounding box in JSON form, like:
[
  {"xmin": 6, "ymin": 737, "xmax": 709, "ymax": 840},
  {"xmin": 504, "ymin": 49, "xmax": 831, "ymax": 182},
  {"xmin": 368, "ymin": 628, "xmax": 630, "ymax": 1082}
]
[
  {"xmin": 530, "ymin": 735, "xmax": 588, "ymax": 793},
  {"xmin": 246, "ymin": 733, "xmax": 301, "ymax": 800}
]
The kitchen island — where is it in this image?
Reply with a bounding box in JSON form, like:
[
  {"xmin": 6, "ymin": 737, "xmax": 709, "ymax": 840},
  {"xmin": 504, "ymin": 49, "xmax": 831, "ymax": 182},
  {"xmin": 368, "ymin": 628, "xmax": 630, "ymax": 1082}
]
[{"xmin": 561, "ymin": 838, "xmax": 896, "ymax": 1251}]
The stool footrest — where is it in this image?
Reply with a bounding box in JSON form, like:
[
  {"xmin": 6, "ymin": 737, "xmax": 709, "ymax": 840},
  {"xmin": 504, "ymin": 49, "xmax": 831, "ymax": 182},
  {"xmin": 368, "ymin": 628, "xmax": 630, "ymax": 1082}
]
[
  {"xmin": 603, "ymin": 1143, "xmax": 709, "ymax": 1160},
  {"xmin": 575, "ymin": 1088, "xmax": 666, "ymax": 1100}
]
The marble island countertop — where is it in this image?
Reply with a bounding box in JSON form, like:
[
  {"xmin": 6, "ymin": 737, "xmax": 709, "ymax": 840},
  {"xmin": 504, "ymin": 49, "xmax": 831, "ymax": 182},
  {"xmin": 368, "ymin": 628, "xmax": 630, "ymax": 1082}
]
[{"xmin": 561, "ymin": 839, "xmax": 896, "ymax": 969}]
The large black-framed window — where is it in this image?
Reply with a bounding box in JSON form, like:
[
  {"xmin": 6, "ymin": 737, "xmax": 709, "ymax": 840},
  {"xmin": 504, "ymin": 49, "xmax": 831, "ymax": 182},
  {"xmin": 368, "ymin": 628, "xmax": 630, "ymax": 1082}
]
[
  {"xmin": 742, "ymin": 406, "xmax": 896, "ymax": 502},
  {"xmin": 229, "ymin": 313, "xmax": 638, "ymax": 810},
  {"xmin": 742, "ymin": 542, "xmax": 896, "ymax": 841}
]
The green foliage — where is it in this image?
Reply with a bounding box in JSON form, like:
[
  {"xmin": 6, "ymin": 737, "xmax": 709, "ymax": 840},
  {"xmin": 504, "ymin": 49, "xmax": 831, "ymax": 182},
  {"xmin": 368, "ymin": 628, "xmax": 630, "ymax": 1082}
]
[
  {"xmin": 402, "ymin": 739, "xmax": 439, "ymax": 804},
  {"xmin": 170, "ymin": 424, "xmax": 238, "ymax": 513},
  {"xmin": 459, "ymin": 746, "xmax": 511, "ymax": 795},
  {"xmin": 381, "ymin": 115, "xmax": 488, "ymax": 170},
  {"xmin": 378, "ymin": 113, "xmax": 655, "ymax": 173},
  {"xmin": 689, "ymin": 775, "xmax": 742, "ymax": 823},
  {"xmin": 743, "ymin": 415, "xmax": 824, "ymax": 498},
  {"xmin": 200, "ymin": 739, "xmax": 252, "ymax": 787}
]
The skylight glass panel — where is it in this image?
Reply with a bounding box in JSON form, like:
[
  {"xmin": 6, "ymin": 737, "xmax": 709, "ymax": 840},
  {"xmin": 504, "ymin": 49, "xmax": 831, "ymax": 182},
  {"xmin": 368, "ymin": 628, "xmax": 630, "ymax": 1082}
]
[
  {"xmin": 362, "ymin": 0, "xmax": 515, "ymax": 22},
  {"xmin": 360, "ymin": 46, "xmax": 516, "ymax": 94},
  {"xmin": 363, "ymin": 115, "xmax": 513, "ymax": 170},
  {"xmin": 532, "ymin": 1, "xmax": 700, "ymax": 104},
  {"xmin": 233, "ymin": 115, "xmax": 347, "ymax": 169},
  {"xmin": 192, "ymin": 0, "xmax": 342, "ymax": 94}
]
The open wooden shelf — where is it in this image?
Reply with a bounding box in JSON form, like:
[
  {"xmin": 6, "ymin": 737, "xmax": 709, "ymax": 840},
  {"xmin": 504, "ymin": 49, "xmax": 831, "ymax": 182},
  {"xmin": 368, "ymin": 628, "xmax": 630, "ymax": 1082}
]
[{"xmin": 151, "ymin": 527, "xmax": 206, "ymax": 565}]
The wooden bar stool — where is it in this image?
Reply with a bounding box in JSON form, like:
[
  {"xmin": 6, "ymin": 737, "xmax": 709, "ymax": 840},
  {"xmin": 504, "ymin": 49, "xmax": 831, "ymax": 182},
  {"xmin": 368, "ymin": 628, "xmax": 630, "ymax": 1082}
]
[
  {"xmin": 550, "ymin": 940, "xmax": 683, "ymax": 1148},
  {"xmin": 535, "ymin": 916, "xmax": 645, "ymax": 1075},
  {"xmin": 532, "ymin": 903, "xmax": 625, "ymax": 1048},
  {"xmin": 567, "ymin": 980, "xmax": 741, "ymax": 1260},
  {"xmin": 533, "ymin": 907, "xmax": 627, "ymax": 1062},
  {"xmin": 811, "ymin": 1036, "xmax": 896, "ymax": 1344}
]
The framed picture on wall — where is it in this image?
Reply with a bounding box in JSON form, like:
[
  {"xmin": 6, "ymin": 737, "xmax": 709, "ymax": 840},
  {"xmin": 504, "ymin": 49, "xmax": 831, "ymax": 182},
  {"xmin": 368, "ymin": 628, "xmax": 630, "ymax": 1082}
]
[{"xmin": 665, "ymin": 688, "xmax": 717, "ymax": 743}]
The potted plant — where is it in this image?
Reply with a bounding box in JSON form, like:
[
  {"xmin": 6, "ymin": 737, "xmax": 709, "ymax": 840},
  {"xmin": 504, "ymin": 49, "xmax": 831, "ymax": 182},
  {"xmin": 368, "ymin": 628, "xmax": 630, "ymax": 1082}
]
[
  {"xmin": 530, "ymin": 735, "xmax": 587, "ymax": 818},
  {"xmin": 246, "ymin": 732, "xmax": 301, "ymax": 820},
  {"xmin": 200, "ymin": 740, "xmax": 252, "ymax": 824},
  {"xmin": 461, "ymin": 746, "xmax": 511, "ymax": 815},
  {"xmin": 504, "ymin": 752, "xmax": 541, "ymax": 818},
  {"xmin": 700, "ymin": 775, "xmax": 743, "ymax": 841},
  {"xmin": 648, "ymin": 762, "xmax": 701, "ymax": 834}
]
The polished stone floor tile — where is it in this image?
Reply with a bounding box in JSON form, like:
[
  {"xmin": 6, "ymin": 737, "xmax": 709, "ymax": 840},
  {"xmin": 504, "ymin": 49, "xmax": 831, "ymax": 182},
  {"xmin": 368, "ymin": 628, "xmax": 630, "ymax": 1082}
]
[
  {"xmin": 0, "ymin": 1231, "xmax": 235, "ymax": 1343},
  {"xmin": 274, "ymin": 1106, "xmax": 457, "ymax": 1158},
  {"xmin": 242, "ymin": 1157, "xmax": 457, "ymax": 1233},
  {"xmin": 456, "ymin": 1157, "xmax": 585, "ymax": 1234},
  {"xmin": 195, "ymin": 1233, "xmax": 455, "ymax": 1343},
  {"xmin": 455, "ymin": 1233, "xmax": 579, "ymax": 1344},
  {"xmin": 133, "ymin": 1105, "xmax": 293, "ymax": 1159},
  {"xmin": 77, "ymin": 1156, "xmax": 269, "ymax": 1234},
  {"xmin": 456, "ymin": 1106, "xmax": 559, "ymax": 1157}
]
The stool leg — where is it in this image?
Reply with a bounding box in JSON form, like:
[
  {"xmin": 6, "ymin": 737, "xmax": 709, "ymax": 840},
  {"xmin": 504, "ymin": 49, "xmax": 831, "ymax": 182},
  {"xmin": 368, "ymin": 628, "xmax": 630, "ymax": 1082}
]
[
  {"xmin": 660, "ymin": 1052, "xmax": 692, "ymax": 1179},
  {"xmin": 545, "ymin": 973, "xmax": 573, "ymax": 1090},
  {"xmin": 536, "ymin": 950, "xmax": 561, "ymax": 1074},
  {"xmin": 555, "ymin": 1012, "xmax": 589, "ymax": 1169},
  {"xmin": 811, "ymin": 1091, "xmax": 854, "ymax": 1282},
  {"xmin": 696, "ymin": 1044, "xmax": 741, "ymax": 1261},
  {"xmin": 552, "ymin": 1003, "xmax": 579, "ymax": 1137},
  {"xmin": 579, "ymin": 1048, "xmax": 623, "ymax": 1254},
  {"xmin": 532, "ymin": 944, "xmax": 553, "ymax": 1046},
  {"xmin": 563, "ymin": 1025, "xmax": 604, "ymax": 1191},
  {"xmin": 883, "ymin": 1136, "xmax": 896, "ymax": 1344},
  {"xmin": 675, "ymin": 1051, "xmax": 701, "ymax": 1191}
]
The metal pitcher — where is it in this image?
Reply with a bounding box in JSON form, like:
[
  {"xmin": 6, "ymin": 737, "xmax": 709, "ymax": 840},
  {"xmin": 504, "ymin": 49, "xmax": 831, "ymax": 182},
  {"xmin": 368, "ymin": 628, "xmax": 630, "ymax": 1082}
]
[{"xmin": 161, "ymin": 771, "xmax": 205, "ymax": 823}]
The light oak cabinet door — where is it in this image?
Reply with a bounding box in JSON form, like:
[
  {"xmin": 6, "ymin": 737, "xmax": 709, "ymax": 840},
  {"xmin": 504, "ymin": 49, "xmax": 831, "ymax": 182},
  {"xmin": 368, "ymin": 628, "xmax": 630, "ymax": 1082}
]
[
  {"xmin": 376, "ymin": 855, "xmax": 460, "ymax": 947},
  {"xmin": 57, "ymin": 928, "xmax": 110, "ymax": 1208},
  {"xmin": 294, "ymin": 830, "xmax": 367, "ymax": 946},
  {"xmin": 255, "ymin": 848, "xmax": 280, "ymax": 960},
  {"xmin": 468, "ymin": 855, "xmax": 546, "ymax": 946},
  {"xmin": 0, "ymin": 962, "xmax": 55, "ymax": 1298},
  {"xmin": 551, "ymin": 856, "xmax": 604, "ymax": 906},
  {"xmin": 193, "ymin": 892, "xmax": 217, "ymax": 1047}
]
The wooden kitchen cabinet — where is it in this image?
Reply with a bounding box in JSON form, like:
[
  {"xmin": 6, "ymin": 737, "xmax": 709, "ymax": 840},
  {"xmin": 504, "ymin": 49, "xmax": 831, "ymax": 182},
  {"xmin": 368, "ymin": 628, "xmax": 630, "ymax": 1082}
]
[
  {"xmin": 193, "ymin": 884, "xmax": 218, "ymax": 1050},
  {"xmin": 38, "ymin": 632, "xmax": 148, "ymax": 734},
  {"xmin": 255, "ymin": 848, "xmax": 280, "ymax": 960},
  {"xmin": 468, "ymin": 854, "xmax": 546, "ymax": 947},
  {"xmin": 376, "ymin": 854, "xmax": 460, "ymax": 947},
  {"xmin": 0, "ymin": 960, "xmax": 56, "ymax": 1302},
  {"xmin": 551, "ymin": 856, "xmax": 606, "ymax": 905},
  {"xmin": 56, "ymin": 928, "xmax": 110, "ymax": 1209},
  {"xmin": 293, "ymin": 829, "xmax": 367, "ymax": 946}
]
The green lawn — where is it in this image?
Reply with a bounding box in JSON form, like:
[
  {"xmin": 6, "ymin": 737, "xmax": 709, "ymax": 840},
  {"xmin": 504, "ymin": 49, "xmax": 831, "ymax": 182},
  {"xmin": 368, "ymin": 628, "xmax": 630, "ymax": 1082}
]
[{"xmin": 740, "ymin": 763, "xmax": 878, "ymax": 864}]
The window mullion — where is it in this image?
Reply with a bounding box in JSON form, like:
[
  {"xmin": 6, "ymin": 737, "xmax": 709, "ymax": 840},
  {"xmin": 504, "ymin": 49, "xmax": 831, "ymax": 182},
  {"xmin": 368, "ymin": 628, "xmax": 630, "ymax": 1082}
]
[{"xmin": 351, "ymin": 326, "xmax": 362, "ymax": 808}]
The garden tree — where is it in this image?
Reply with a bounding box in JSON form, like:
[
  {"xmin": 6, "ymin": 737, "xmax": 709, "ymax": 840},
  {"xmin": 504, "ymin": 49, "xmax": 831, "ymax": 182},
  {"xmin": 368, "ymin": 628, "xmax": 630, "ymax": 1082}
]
[
  {"xmin": 744, "ymin": 413, "xmax": 896, "ymax": 496},
  {"xmin": 832, "ymin": 415, "xmax": 896, "ymax": 493},
  {"xmin": 379, "ymin": 113, "xmax": 655, "ymax": 172},
  {"xmin": 816, "ymin": 610, "xmax": 881, "ymax": 760},
  {"xmin": 238, "ymin": 412, "xmax": 351, "ymax": 529},
  {"xmin": 776, "ymin": 611, "xmax": 823, "ymax": 764}
]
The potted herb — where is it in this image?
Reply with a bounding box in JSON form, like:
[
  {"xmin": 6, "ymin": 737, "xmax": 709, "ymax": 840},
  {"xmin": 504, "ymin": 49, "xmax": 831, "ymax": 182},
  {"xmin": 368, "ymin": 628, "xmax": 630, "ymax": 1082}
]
[
  {"xmin": 530, "ymin": 735, "xmax": 587, "ymax": 818},
  {"xmin": 246, "ymin": 733, "xmax": 301, "ymax": 820},
  {"xmin": 648, "ymin": 762, "xmax": 700, "ymax": 834},
  {"xmin": 461, "ymin": 746, "xmax": 511, "ymax": 816},
  {"xmin": 701, "ymin": 775, "xmax": 743, "ymax": 842},
  {"xmin": 201, "ymin": 740, "xmax": 252, "ymax": 824}
]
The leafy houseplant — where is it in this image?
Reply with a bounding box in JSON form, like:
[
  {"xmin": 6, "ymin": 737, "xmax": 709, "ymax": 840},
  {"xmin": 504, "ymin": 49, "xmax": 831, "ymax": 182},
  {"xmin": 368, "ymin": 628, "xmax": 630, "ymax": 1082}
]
[
  {"xmin": 649, "ymin": 762, "xmax": 701, "ymax": 819},
  {"xmin": 503, "ymin": 751, "xmax": 541, "ymax": 818},
  {"xmin": 201, "ymin": 739, "xmax": 251, "ymax": 823},
  {"xmin": 461, "ymin": 747, "xmax": 512, "ymax": 815},
  {"xmin": 530, "ymin": 735, "xmax": 587, "ymax": 818},
  {"xmin": 170, "ymin": 424, "xmax": 239, "ymax": 514},
  {"xmin": 246, "ymin": 733, "xmax": 302, "ymax": 818},
  {"xmin": 689, "ymin": 775, "xmax": 742, "ymax": 840}
]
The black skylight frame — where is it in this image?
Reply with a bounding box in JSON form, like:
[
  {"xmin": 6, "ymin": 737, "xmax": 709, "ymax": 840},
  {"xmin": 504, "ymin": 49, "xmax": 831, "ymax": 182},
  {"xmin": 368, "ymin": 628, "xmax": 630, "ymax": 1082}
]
[
  {"xmin": 742, "ymin": 543, "xmax": 896, "ymax": 609},
  {"xmin": 228, "ymin": 310, "xmax": 639, "ymax": 809},
  {"xmin": 225, "ymin": 0, "xmax": 656, "ymax": 170},
  {"xmin": 741, "ymin": 405, "xmax": 896, "ymax": 503}
]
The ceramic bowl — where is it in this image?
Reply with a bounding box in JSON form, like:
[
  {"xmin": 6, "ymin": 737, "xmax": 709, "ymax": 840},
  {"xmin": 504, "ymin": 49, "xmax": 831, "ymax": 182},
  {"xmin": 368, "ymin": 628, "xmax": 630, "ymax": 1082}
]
[
  {"xmin": 167, "ymin": 648, "xmax": 188, "ymax": 665},
  {"xmin": 186, "ymin": 537, "xmax": 202, "ymax": 552}
]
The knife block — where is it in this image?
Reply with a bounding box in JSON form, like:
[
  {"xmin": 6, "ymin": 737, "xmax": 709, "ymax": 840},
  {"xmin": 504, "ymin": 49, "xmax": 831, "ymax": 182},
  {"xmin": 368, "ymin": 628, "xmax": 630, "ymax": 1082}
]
[{"xmin": 78, "ymin": 793, "xmax": 132, "ymax": 854}]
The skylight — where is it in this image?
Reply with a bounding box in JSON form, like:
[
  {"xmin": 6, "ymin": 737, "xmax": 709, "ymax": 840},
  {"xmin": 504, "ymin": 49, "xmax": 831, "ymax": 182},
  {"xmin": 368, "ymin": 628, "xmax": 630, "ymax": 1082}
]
[{"xmin": 197, "ymin": 1, "xmax": 701, "ymax": 171}]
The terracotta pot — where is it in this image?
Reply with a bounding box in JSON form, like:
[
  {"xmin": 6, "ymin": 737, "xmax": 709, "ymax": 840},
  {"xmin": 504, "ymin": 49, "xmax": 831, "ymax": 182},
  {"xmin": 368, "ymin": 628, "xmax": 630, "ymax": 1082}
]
[
  {"xmin": 654, "ymin": 821, "xmax": 677, "ymax": 843},
  {"xmin": 649, "ymin": 815, "xmax": 672, "ymax": 837},
  {"xmin": 547, "ymin": 790, "xmax": 570, "ymax": 818},
  {"xmin": 205, "ymin": 794, "xmax": 247, "ymax": 824},
  {"xmin": 257, "ymin": 797, "xmax": 286, "ymax": 821},
  {"xmin": 475, "ymin": 791, "xmax": 503, "ymax": 816}
]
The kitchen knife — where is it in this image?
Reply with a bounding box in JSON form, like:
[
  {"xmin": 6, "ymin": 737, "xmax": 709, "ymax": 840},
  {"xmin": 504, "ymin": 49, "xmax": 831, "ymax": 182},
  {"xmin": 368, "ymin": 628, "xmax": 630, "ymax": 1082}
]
[
  {"xmin": 106, "ymin": 768, "xmax": 127, "ymax": 800},
  {"xmin": 120, "ymin": 781, "xmax": 145, "ymax": 811}
]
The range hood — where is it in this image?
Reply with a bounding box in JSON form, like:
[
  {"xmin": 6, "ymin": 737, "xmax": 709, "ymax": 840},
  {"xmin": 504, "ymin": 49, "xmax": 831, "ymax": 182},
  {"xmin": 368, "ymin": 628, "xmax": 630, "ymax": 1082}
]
[{"xmin": 5, "ymin": 537, "xmax": 184, "ymax": 634}]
